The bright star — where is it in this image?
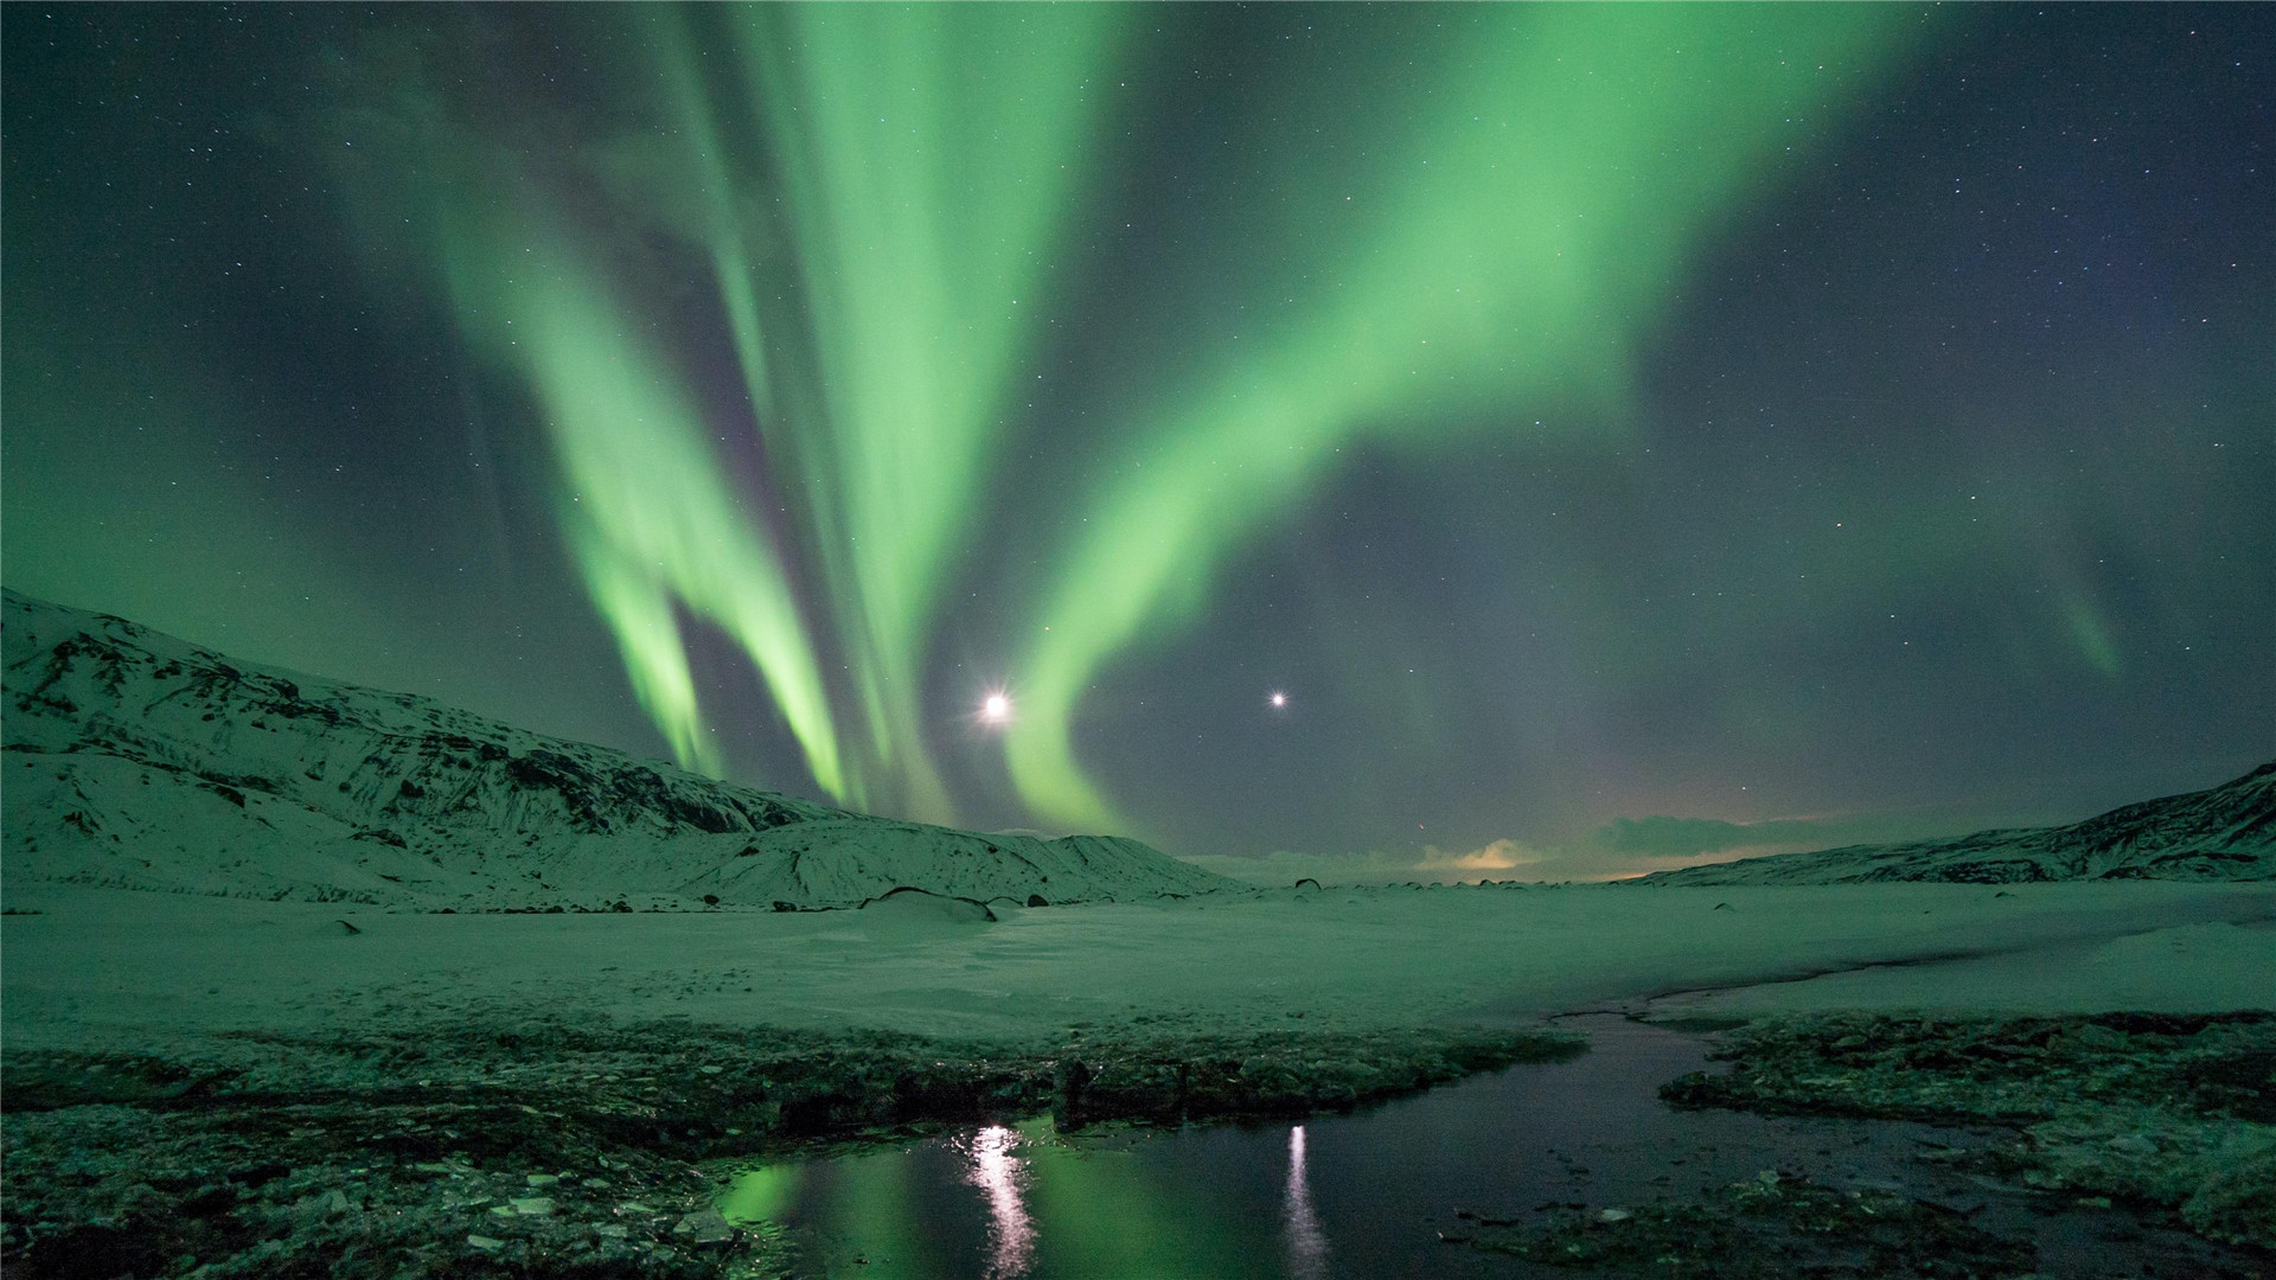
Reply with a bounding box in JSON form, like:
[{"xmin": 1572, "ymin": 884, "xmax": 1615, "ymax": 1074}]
[
  {"xmin": 981, "ymin": 692, "xmax": 1013, "ymax": 724},
  {"xmin": 1269, "ymin": 691, "xmax": 1288, "ymax": 709}
]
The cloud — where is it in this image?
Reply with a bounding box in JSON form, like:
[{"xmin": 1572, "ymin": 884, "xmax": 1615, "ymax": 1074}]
[
  {"xmin": 1419, "ymin": 838, "xmax": 1543, "ymax": 872},
  {"xmin": 1590, "ymin": 813, "xmax": 1934, "ymax": 860},
  {"xmin": 1178, "ymin": 810, "xmax": 1997, "ymax": 888},
  {"xmin": 1180, "ymin": 839, "xmax": 1548, "ymax": 887},
  {"xmin": 1598, "ymin": 815, "xmax": 1791, "ymax": 857}
]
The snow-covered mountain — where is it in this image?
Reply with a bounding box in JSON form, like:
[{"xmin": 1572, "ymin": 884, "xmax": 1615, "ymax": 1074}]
[
  {"xmin": 1637, "ymin": 762, "xmax": 2276, "ymax": 886},
  {"xmin": 1, "ymin": 590, "xmax": 1235, "ymax": 909}
]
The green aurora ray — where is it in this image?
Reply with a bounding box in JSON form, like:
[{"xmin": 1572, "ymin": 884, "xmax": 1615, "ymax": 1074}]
[
  {"xmin": 440, "ymin": 237, "xmax": 846, "ymax": 795},
  {"xmin": 1001, "ymin": 6, "xmax": 1926, "ymax": 831},
  {"xmin": 726, "ymin": 5, "xmax": 1135, "ymax": 821},
  {"xmin": 424, "ymin": 5, "xmax": 1133, "ymax": 817},
  {"xmin": 343, "ymin": 5, "xmax": 1930, "ymax": 831}
]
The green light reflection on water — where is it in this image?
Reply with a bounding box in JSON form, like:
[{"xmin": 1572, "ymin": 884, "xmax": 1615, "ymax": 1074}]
[{"xmin": 720, "ymin": 1115, "xmax": 1270, "ymax": 1278}]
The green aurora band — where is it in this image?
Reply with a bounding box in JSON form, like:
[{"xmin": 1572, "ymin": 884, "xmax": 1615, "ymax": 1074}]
[
  {"xmin": 441, "ymin": 240, "xmax": 845, "ymax": 795},
  {"xmin": 427, "ymin": 5, "xmax": 1133, "ymax": 816},
  {"xmin": 363, "ymin": 6, "xmax": 1929, "ymax": 831},
  {"xmin": 1001, "ymin": 7, "xmax": 1925, "ymax": 831},
  {"xmin": 732, "ymin": 7, "xmax": 1133, "ymax": 822}
]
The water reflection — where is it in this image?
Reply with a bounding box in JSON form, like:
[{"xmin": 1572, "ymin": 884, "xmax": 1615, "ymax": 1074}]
[
  {"xmin": 716, "ymin": 1016, "xmax": 2250, "ymax": 1279},
  {"xmin": 1283, "ymin": 1126, "xmax": 1329, "ymax": 1280},
  {"xmin": 718, "ymin": 1163, "xmax": 799, "ymax": 1226},
  {"xmin": 958, "ymin": 1125, "xmax": 1035, "ymax": 1278}
]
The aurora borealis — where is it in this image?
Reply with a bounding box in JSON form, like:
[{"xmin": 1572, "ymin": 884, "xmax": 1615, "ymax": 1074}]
[{"xmin": 5, "ymin": 4, "xmax": 2270, "ymax": 876}]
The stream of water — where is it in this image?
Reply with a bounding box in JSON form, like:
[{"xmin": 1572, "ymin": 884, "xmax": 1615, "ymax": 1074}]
[{"xmin": 719, "ymin": 1014, "xmax": 2256, "ymax": 1278}]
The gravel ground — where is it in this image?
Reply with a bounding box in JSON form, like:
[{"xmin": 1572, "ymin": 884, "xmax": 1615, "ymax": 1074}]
[{"xmin": 1658, "ymin": 1011, "xmax": 2276, "ymax": 1254}]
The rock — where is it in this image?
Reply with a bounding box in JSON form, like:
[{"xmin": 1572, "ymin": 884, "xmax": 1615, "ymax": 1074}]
[
  {"xmin": 856, "ymin": 885, "xmax": 998, "ymax": 925},
  {"xmin": 508, "ymin": 1196, "xmax": 556, "ymax": 1216},
  {"xmin": 526, "ymin": 1173, "xmax": 560, "ymax": 1187},
  {"xmin": 2107, "ymin": 1134, "xmax": 2159, "ymax": 1156},
  {"xmin": 467, "ymin": 1235, "xmax": 506, "ymax": 1251},
  {"xmin": 2182, "ymin": 1144, "xmax": 2276, "ymax": 1246},
  {"xmin": 1598, "ymin": 1208, "xmax": 1633, "ymax": 1222},
  {"xmin": 673, "ymin": 1209, "xmax": 736, "ymax": 1244}
]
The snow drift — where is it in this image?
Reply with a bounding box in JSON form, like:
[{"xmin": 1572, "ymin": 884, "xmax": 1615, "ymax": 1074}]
[{"xmin": 0, "ymin": 590, "xmax": 1234, "ymax": 909}]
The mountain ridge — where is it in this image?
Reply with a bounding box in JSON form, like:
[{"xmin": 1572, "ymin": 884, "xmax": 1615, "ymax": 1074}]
[
  {"xmin": 1635, "ymin": 761, "xmax": 2275, "ymax": 886},
  {"xmin": 1, "ymin": 589, "xmax": 1234, "ymax": 909}
]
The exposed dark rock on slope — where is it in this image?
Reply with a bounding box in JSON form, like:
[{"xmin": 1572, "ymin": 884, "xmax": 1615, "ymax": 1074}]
[
  {"xmin": 1638, "ymin": 762, "xmax": 2275, "ymax": 886},
  {"xmin": 1, "ymin": 590, "xmax": 1234, "ymax": 908}
]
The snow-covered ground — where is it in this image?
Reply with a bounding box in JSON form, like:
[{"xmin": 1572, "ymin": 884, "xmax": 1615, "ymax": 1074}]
[
  {"xmin": 9, "ymin": 589, "xmax": 2273, "ymax": 1276},
  {"xmin": 9, "ymin": 879, "xmax": 2270, "ymax": 1279},
  {"xmin": 9, "ymin": 585, "xmax": 2273, "ymax": 1200},
  {"xmin": 10, "ymin": 586, "xmax": 2268, "ymax": 1061},
  {"xmin": 8, "ymin": 880, "xmax": 2271, "ymax": 1061}
]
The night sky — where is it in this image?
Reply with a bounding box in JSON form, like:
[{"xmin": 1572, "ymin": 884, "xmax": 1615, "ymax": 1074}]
[{"xmin": 5, "ymin": 5, "xmax": 2270, "ymax": 880}]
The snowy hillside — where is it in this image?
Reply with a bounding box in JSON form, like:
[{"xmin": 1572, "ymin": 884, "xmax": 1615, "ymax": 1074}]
[
  {"xmin": 1638, "ymin": 762, "xmax": 2276, "ymax": 886},
  {"xmin": 0, "ymin": 590, "xmax": 1234, "ymax": 909}
]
